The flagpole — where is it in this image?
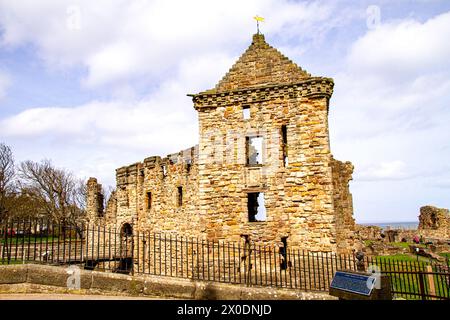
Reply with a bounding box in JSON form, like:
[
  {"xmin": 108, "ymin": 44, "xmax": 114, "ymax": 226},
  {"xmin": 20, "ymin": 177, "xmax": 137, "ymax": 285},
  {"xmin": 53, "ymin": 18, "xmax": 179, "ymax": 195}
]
[{"xmin": 253, "ymin": 15, "xmax": 264, "ymax": 34}]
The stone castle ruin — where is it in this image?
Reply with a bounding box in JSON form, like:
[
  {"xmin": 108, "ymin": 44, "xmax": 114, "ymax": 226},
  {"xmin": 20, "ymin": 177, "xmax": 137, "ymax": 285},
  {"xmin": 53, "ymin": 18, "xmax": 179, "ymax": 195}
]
[
  {"xmin": 87, "ymin": 33, "xmax": 356, "ymax": 253},
  {"xmin": 418, "ymin": 205, "xmax": 449, "ymax": 239}
]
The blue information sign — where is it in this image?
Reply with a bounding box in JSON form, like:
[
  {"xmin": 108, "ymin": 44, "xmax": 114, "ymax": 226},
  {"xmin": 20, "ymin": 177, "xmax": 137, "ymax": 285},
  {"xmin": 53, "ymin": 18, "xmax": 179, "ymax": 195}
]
[{"xmin": 330, "ymin": 271, "xmax": 376, "ymax": 296}]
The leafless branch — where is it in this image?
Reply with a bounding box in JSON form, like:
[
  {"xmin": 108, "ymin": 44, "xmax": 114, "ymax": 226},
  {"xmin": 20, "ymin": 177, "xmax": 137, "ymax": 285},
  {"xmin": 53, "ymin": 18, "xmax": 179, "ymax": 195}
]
[{"xmin": 0, "ymin": 143, "xmax": 15, "ymax": 219}]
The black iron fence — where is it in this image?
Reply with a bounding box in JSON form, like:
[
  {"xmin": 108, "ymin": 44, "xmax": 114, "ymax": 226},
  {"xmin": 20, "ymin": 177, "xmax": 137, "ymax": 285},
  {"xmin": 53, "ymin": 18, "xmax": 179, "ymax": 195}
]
[{"xmin": 1, "ymin": 218, "xmax": 449, "ymax": 300}]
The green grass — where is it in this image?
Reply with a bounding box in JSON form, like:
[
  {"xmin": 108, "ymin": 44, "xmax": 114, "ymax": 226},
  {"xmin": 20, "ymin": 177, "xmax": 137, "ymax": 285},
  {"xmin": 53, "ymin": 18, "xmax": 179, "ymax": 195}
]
[
  {"xmin": 389, "ymin": 242, "xmax": 409, "ymax": 249},
  {"xmin": 390, "ymin": 242, "xmax": 426, "ymax": 249},
  {"xmin": 1, "ymin": 236, "xmax": 77, "ymax": 244},
  {"xmin": 376, "ymin": 253, "xmax": 433, "ymax": 264},
  {"xmin": 0, "ymin": 258, "xmax": 28, "ymax": 265},
  {"xmin": 364, "ymin": 240, "xmax": 426, "ymax": 250},
  {"xmin": 371, "ymin": 255, "xmax": 450, "ymax": 300},
  {"xmin": 439, "ymin": 252, "xmax": 450, "ymax": 260}
]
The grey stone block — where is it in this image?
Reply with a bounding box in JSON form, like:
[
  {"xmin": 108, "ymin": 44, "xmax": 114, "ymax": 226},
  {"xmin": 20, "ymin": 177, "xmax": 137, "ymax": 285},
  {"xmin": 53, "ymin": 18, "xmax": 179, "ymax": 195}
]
[
  {"xmin": 194, "ymin": 282, "xmax": 241, "ymax": 300},
  {"xmin": 26, "ymin": 264, "xmax": 92, "ymax": 289},
  {"xmin": 0, "ymin": 264, "xmax": 28, "ymax": 284},
  {"xmin": 90, "ymin": 271, "xmax": 144, "ymax": 295},
  {"xmin": 143, "ymin": 275, "xmax": 195, "ymax": 299}
]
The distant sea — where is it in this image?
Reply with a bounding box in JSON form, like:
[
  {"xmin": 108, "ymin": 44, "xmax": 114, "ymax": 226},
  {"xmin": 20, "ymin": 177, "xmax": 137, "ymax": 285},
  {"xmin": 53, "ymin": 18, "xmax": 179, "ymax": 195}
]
[{"xmin": 359, "ymin": 222, "xmax": 418, "ymax": 230}]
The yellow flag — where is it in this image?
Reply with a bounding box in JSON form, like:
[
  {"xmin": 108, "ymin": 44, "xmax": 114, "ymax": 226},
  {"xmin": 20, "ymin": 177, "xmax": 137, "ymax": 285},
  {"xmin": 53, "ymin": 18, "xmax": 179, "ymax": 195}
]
[{"xmin": 254, "ymin": 15, "xmax": 265, "ymax": 22}]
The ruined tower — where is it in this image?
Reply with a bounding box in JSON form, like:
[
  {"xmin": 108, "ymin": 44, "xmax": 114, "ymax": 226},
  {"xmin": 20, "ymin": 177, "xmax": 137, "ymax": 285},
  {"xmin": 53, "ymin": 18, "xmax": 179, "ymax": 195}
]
[
  {"xmin": 86, "ymin": 177, "xmax": 104, "ymax": 222},
  {"xmin": 190, "ymin": 33, "xmax": 353, "ymax": 251},
  {"xmin": 87, "ymin": 33, "xmax": 356, "ymax": 253}
]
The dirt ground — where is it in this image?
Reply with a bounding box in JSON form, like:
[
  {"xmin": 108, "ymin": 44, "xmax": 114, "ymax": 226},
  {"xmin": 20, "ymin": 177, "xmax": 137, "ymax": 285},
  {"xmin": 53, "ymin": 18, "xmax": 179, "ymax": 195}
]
[{"xmin": 0, "ymin": 293, "xmax": 164, "ymax": 300}]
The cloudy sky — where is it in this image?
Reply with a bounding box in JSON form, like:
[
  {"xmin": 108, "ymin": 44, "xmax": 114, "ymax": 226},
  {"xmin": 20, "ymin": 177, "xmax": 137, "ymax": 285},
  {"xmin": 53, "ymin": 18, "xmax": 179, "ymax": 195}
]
[{"xmin": 0, "ymin": 0, "xmax": 449, "ymax": 223}]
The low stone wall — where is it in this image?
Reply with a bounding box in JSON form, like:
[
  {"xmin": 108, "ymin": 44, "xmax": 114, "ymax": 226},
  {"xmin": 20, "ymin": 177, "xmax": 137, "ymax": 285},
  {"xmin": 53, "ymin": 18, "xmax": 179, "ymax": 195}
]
[
  {"xmin": 355, "ymin": 225, "xmax": 383, "ymax": 241},
  {"xmin": 0, "ymin": 264, "xmax": 334, "ymax": 300}
]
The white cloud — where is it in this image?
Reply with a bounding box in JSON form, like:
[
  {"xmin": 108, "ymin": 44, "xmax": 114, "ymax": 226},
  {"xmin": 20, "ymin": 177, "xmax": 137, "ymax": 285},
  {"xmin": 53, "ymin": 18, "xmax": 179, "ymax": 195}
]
[
  {"xmin": 0, "ymin": 93, "xmax": 197, "ymax": 187},
  {"xmin": 347, "ymin": 11, "xmax": 450, "ymax": 80},
  {"xmin": 0, "ymin": 88, "xmax": 198, "ymax": 151},
  {"xmin": 0, "ymin": 0, "xmax": 340, "ymax": 88},
  {"xmin": 84, "ymin": 42, "xmax": 139, "ymax": 87},
  {"xmin": 356, "ymin": 160, "xmax": 412, "ymax": 181},
  {"xmin": 0, "ymin": 49, "xmax": 236, "ymax": 185},
  {"xmin": 0, "ymin": 70, "xmax": 10, "ymax": 99},
  {"xmin": 328, "ymin": 10, "xmax": 450, "ymax": 221},
  {"xmin": 0, "ymin": 0, "xmax": 344, "ymax": 186},
  {"xmin": 331, "ymin": 10, "xmax": 450, "ymax": 149}
]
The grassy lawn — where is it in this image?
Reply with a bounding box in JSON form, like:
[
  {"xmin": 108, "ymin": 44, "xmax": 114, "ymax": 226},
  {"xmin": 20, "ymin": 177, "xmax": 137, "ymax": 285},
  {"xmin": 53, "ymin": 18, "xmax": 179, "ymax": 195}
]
[
  {"xmin": 364, "ymin": 240, "xmax": 427, "ymax": 249},
  {"xmin": 1, "ymin": 236, "xmax": 77, "ymax": 244},
  {"xmin": 375, "ymin": 254, "xmax": 434, "ymax": 264},
  {"xmin": 389, "ymin": 242, "xmax": 410, "ymax": 249},
  {"xmin": 0, "ymin": 258, "xmax": 28, "ymax": 265},
  {"xmin": 370, "ymin": 255, "xmax": 449, "ymax": 300},
  {"xmin": 389, "ymin": 242, "xmax": 426, "ymax": 249},
  {"xmin": 439, "ymin": 252, "xmax": 450, "ymax": 260},
  {"xmin": 371, "ymin": 254, "xmax": 450, "ymax": 300}
]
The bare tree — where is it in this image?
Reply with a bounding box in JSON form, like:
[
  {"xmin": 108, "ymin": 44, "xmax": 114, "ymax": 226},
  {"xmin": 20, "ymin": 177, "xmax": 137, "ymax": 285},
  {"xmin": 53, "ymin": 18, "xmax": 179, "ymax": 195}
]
[
  {"xmin": 0, "ymin": 143, "xmax": 15, "ymax": 220},
  {"xmin": 18, "ymin": 159, "xmax": 86, "ymax": 224},
  {"xmin": 2, "ymin": 188, "xmax": 46, "ymax": 219}
]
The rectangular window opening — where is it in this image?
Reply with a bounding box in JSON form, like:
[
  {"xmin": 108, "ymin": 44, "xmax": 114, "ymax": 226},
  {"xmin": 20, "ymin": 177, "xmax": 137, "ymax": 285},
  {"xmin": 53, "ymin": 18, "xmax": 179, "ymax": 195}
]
[
  {"xmin": 282, "ymin": 125, "xmax": 288, "ymax": 167},
  {"xmin": 186, "ymin": 159, "xmax": 191, "ymax": 173},
  {"xmin": 248, "ymin": 192, "xmax": 266, "ymax": 222},
  {"xmin": 246, "ymin": 136, "xmax": 263, "ymax": 165},
  {"xmin": 243, "ymin": 105, "xmax": 250, "ymax": 120},
  {"xmin": 139, "ymin": 169, "xmax": 145, "ymax": 183},
  {"xmin": 177, "ymin": 186, "xmax": 183, "ymax": 207},
  {"xmin": 120, "ymin": 186, "xmax": 129, "ymax": 207},
  {"xmin": 146, "ymin": 192, "xmax": 152, "ymax": 210}
]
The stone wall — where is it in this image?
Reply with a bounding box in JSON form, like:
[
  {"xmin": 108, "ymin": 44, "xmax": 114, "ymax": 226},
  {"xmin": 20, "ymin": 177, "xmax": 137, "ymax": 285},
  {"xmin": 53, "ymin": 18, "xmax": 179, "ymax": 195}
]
[
  {"xmin": 355, "ymin": 225, "xmax": 383, "ymax": 241},
  {"xmin": 0, "ymin": 264, "xmax": 335, "ymax": 300},
  {"xmin": 113, "ymin": 146, "xmax": 200, "ymax": 236},
  {"xmin": 418, "ymin": 205, "xmax": 449, "ymax": 239},
  {"xmin": 331, "ymin": 158, "xmax": 357, "ymax": 253},
  {"xmin": 86, "ymin": 177, "xmax": 104, "ymax": 223},
  {"xmin": 194, "ymin": 91, "xmax": 336, "ymax": 251},
  {"xmin": 105, "ymin": 190, "xmax": 117, "ymax": 224}
]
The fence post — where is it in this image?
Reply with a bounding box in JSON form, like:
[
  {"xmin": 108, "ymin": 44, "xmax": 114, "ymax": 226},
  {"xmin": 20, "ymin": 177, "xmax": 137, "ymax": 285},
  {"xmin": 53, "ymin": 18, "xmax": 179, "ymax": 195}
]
[
  {"xmin": 418, "ymin": 271, "xmax": 427, "ymax": 300},
  {"xmin": 131, "ymin": 231, "xmax": 135, "ymax": 276},
  {"xmin": 22, "ymin": 247, "xmax": 27, "ymax": 264},
  {"xmin": 426, "ymin": 265, "xmax": 436, "ymax": 299},
  {"xmin": 5, "ymin": 219, "xmax": 11, "ymax": 263}
]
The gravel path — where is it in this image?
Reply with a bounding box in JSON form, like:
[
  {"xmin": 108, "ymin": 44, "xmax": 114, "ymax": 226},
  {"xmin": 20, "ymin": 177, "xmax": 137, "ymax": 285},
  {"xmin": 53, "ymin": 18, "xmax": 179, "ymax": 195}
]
[{"xmin": 0, "ymin": 293, "xmax": 164, "ymax": 300}]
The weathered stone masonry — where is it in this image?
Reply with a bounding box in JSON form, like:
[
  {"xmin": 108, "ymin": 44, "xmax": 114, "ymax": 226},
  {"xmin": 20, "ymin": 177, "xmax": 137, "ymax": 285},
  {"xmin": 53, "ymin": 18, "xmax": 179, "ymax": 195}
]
[
  {"xmin": 87, "ymin": 33, "xmax": 356, "ymax": 253},
  {"xmin": 418, "ymin": 205, "xmax": 449, "ymax": 239}
]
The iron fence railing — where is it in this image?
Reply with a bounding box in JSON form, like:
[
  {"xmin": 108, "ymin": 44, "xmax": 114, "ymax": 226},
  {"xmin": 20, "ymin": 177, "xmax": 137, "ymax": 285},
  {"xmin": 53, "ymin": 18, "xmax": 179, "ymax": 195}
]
[{"xmin": 1, "ymin": 218, "xmax": 449, "ymax": 300}]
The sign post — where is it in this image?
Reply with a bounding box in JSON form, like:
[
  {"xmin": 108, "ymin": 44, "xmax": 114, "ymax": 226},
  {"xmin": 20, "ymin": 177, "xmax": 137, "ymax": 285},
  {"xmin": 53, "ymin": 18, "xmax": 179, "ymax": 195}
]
[{"xmin": 329, "ymin": 270, "xmax": 392, "ymax": 300}]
